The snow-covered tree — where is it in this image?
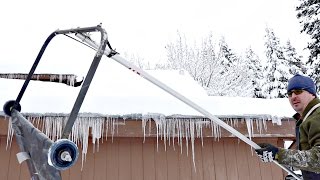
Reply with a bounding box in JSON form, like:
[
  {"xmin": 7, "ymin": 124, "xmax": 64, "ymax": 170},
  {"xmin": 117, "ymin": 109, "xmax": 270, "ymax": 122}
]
[
  {"xmin": 244, "ymin": 47, "xmax": 264, "ymax": 98},
  {"xmin": 296, "ymin": 0, "xmax": 320, "ymax": 90},
  {"xmin": 296, "ymin": 0, "xmax": 320, "ymax": 65},
  {"xmin": 165, "ymin": 32, "xmax": 219, "ymax": 89},
  {"xmin": 217, "ymin": 37, "xmax": 238, "ymax": 75},
  {"xmin": 205, "ymin": 59, "xmax": 252, "ymax": 97},
  {"xmin": 165, "ymin": 31, "xmax": 195, "ymax": 71},
  {"xmin": 261, "ymin": 27, "xmax": 290, "ymax": 98},
  {"xmin": 165, "ymin": 32, "xmax": 254, "ymax": 97},
  {"xmin": 123, "ymin": 51, "xmax": 150, "ymax": 69},
  {"xmin": 191, "ymin": 35, "xmax": 211, "ymax": 87},
  {"xmin": 283, "ymin": 40, "xmax": 306, "ymax": 75},
  {"xmin": 310, "ymin": 66, "xmax": 320, "ymax": 92},
  {"xmin": 206, "ymin": 37, "xmax": 253, "ymax": 97}
]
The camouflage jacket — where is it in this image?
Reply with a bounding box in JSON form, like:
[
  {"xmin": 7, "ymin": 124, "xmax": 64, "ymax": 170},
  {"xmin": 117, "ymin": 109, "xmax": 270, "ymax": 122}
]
[{"xmin": 277, "ymin": 98, "xmax": 320, "ymax": 173}]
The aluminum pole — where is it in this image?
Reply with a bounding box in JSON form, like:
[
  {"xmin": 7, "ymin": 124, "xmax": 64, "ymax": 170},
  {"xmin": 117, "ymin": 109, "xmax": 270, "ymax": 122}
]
[{"xmin": 75, "ymin": 33, "xmax": 301, "ymax": 180}]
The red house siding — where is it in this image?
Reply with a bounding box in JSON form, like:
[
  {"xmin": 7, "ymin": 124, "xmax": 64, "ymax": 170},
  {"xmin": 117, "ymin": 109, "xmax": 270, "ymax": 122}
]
[
  {"xmin": 0, "ymin": 117, "xmax": 293, "ymax": 180},
  {"xmin": 0, "ymin": 136, "xmax": 286, "ymax": 180}
]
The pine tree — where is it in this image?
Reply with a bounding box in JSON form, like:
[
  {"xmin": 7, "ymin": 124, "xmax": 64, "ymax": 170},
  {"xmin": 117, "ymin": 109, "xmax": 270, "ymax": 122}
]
[
  {"xmin": 207, "ymin": 37, "xmax": 252, "ymax": 97},
  {"xmin": 244, "ymin": 47, "xmax": 264, "ymax": 98},
  {"xmin": 296, "ymin": 0, "xmax": 320, "ymax": 65},
  {"xmin": 283, "ymin": 40, "xmax": 306, "ymax": 75},
  {"xmin": 296, "ymin": 0, "xmax": 320, "ymax": 91},
  {"xmin": 262, "ymin": 27, "xmax": 290, "ymax": 98},
  {"xmin": 217, "ymin": 37, "xmax": 238, "ymax": 75}
]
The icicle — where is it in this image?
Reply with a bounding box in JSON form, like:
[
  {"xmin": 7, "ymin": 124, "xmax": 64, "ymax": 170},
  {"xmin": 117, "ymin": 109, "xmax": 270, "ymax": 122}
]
[
  {"xmin": 234, "ymin": 118, "xmax": 239, "ymax": 128},
  {"xmin": 4, "ymin": 113, "xmax": 282, "ymax": 173},
  {"xmin": 189, "ymin": 120, "xmax": 196, "ymax": 170},
  {"xmin": 112, "ymin": 118, "xmax": 117, "ymax": 142},
  {"xmin": 167, "ymin": 119, "xmax": 171, "ymax": 147},
  {"xmin": 105, "ymin": 117, "xmax": 109, "ymax": 141},
  {"xmin": 163, "ymin": 118, "xmax": 167, "ymax": 151},
  {"xmin": 92, "ymin": 117, "xmax": 103, "ymax": 152},
  {"xmin": 271, "ymin": 115, "xmax": 282, "ymax": 125},
  {"xmin": 179, "ymin": 118, "xmax": 183, "ymax": 154},
  {"xmin": 148, "ymin": 119, "xmax": 152, "ymax": 137},
  {"xmin": 245, "ymin": 118, "xmax": 253, "ymax": 140},
  {"xmin": 210, "ymin": 120, "xmax": 215, "ymax": 138},
  {"xmin": 141, "ymin": 118, "xmax": 146, "ymax": 143},
  {"xmin": 210, "ymin": 120, "xmax": 221, "ymax": 141},
  {"xmin": 67, "ymin": 75, "xmax": 76, "ymax": 87},
  {"xmin": 195, "ymin": 119, "xmax": 206, "ymax": 147},
  {"xmin": 146, "ymin": 114, "xmax": 167, "ymax": 152},
  {"xmin": 263, "ymin": 118, "xmax": 267, "ymax": 132},
  {"xmin": 255, "ymin": 118, "xmax": 263, "ymax": 134},
  {"xmin": 101, "ymin": 117, "xmax": 105, "ymax": 144},
  {"xmin": 79, "ymin": 117, "xmax": 90, "ymax": 169},
  {"xmin": 59, "ymin": 74, "xmax": 63, "ymax": 83},
  {"xmin": 156, "ymin": 118, "xmax": 159, "ymax": 151},
  {"xmin": 171, "ymin": 118, "xmax": 176, "ymax": 151},
  {"xmin": 173, "ymin": 119, "xmax": 178, "ymax": 146}
]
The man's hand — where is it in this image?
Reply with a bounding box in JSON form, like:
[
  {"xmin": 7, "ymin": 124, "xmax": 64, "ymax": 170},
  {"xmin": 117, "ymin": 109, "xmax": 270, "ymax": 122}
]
[{"xmin": 255, "ymin": 143, "xmax": 279, "ymax": 163}]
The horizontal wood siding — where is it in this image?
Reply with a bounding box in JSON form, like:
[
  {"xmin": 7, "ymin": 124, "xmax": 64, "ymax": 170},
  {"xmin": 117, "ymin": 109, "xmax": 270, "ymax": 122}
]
[{"xmin": 0, "ymin": 136, "xmax": 285, "ymax": 180}]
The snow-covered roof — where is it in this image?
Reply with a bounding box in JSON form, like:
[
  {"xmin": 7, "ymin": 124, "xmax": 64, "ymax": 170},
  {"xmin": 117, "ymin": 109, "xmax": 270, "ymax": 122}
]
[
  {"xmin": 0, "ymin": 59, "xmax": 296, "ymax": 123},
  {"xmin": 1, "ymin": 62, "xmax": 297, "ymax": 168},
  {"xmin": 1, "ymin": 60, "xmax": 295, "ymax": 121}
]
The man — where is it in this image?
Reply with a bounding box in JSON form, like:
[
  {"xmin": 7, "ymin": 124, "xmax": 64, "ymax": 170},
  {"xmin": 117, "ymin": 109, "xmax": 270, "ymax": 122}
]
[{"xmin": 255, "ymin": 74, "xmax": 320, "ymax": 180}]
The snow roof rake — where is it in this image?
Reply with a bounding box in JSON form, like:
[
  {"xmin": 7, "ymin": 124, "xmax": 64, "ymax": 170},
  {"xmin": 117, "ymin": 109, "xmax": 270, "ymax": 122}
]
[{"xmin": 3, "ymin": 24, "xmax": 301, "ymax": 180}]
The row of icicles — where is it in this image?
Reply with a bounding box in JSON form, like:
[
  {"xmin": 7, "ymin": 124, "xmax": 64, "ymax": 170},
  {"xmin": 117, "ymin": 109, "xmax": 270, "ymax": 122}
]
[{"xmin": 6, "ymin": 114, "xmax": 269, "ymax": 170}]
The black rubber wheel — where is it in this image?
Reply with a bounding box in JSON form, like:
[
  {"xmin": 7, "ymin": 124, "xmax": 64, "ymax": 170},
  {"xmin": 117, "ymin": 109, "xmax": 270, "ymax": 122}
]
[
  {"xmin": 48, "ymin": 139, "xmax": 79, "ymax": 171},
  {"xmin": 3, "ymin": 100, "xmax": 21, "ymax": 116}
]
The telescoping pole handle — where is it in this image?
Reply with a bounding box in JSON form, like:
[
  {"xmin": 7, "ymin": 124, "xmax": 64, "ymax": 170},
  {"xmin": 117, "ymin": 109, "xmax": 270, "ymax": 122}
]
[{"xmin": 74, "ymin": 33, "xmax": 302, "ymax": 180}]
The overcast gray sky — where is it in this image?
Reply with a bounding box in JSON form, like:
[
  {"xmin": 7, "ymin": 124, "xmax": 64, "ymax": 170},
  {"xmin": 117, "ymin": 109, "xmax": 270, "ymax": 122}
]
[{"xmin": 1, "ymin": 0, "xmax": 309, "ymax": 71}]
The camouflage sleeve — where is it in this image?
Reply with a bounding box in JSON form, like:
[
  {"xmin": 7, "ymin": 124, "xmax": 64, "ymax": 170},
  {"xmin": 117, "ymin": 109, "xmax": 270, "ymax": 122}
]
[{"xmin": 277, "ymin": 146, "xmax": 320, "ymax": 173}]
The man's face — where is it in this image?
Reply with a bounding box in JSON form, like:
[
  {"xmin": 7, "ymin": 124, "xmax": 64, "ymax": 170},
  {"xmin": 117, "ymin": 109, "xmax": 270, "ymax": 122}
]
[{"xmin": 288, "ymin": 90, "xmax": 315, "ymax": 115}]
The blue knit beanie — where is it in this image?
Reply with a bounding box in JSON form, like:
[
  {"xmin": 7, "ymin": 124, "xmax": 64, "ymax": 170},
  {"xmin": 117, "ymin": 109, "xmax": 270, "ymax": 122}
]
[{"xmin": 287, "ymin": 74, "xmax": 317, "ymax": 96}]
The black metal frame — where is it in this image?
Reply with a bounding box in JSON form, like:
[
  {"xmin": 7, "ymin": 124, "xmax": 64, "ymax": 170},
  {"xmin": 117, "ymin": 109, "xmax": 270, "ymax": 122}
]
[{"xmin": 4, "ymin": 25, "xmax": 108, "ymax": 180}]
